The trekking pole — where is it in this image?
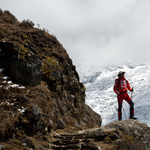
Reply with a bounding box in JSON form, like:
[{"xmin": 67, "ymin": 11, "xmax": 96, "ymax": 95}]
[
  {"xmin": 131, "ymin": 87, "xmax": 134, "ymax": 99},
  {"xmin": 122, "ymin": 105, "xmax": 127, "ymax": 119},
  {"xmin": 131, "ymin": 91, "xmax": 133, "ymax": 100}
]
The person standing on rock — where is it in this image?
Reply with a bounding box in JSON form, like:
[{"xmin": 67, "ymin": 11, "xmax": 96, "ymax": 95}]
[{"xmin": 113, "ymin": 71, "xmax": 136, "ymax": 120}]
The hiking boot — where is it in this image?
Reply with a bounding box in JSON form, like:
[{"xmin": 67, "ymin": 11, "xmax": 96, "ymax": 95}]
[
  {"xmin": 130, "ymin": 116, "xmax": 137, "ymax": 120},
  {"xmin": 119, "ymin": 118, "xmax": 122, "ymax": 121}
]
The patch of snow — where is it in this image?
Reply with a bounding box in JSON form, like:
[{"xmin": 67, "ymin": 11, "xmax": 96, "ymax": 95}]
[
  {"xmin": 0, "ymin": 102, "xmax": 4, "ymax": 105},
  {"xmin": 18, "ymin": 85, "xmax": 25, "ymax": 89},
  {"xmin": 3, "ymin": 76, "xmax": 8, "ymax": 79},
  {"xmin": 8, "ymin": 81, "xmax": 12, "ymax": 84},
  {"xmin": 18, "ymin": 107, "xmax": 27, "ymax": 113},
  {"xmin": 1, "ymin": 73, "xmax": 25, "ymax": 89},
  {"xmin": 9, "ymin": 84, "xmax": 25, "ymax": 88},
  {"xmin": 0, "ymin": 101, "xmax": 14, "ymax": 106},
  {"xmin": 0, "ymin": 68, "xmax": 4, "ymax": 72},
  {"xmin": 4, "ymin": 83, "xmax": 25, "ymax": 89}
]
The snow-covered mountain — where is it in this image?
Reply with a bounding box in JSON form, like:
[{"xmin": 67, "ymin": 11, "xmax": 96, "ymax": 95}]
[{"xmin": 80, "ymin": 62, "xmax": 150, "ymax": 126}]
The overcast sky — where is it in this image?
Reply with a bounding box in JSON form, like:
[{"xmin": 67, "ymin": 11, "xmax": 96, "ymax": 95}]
[{"xmin": 1, "ymin": 0, "xmax": 150, "ymax": 72}]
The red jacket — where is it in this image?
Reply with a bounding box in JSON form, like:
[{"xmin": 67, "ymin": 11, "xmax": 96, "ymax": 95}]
[{"xmin": 113, "ymin": 77, "xmax": 132, "ymax": 94}]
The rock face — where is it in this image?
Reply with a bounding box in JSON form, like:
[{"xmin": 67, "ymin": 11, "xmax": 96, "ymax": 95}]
[
  {"xmin": 0, "ymin": 42, "xmax": 42, "ymax": 86},
  {"xmin": 31, "ymin": 105, "xmax": 42, "ymax": 120},
  {"xmin": 0, "ymin": 10, "xmax": 102, "ymax": 149},
  {"xmin": 57, "ymin": 118, "xmax": 66, "ymax": 129},
  {"xmin": 102, "ymin": 119, "xmax": 150, "ymax": 149}
]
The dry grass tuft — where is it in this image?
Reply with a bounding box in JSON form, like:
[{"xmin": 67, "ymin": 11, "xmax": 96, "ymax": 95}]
[{"xmin": 0, "ymin": 108, "xmax": 17, "ymax": 140}]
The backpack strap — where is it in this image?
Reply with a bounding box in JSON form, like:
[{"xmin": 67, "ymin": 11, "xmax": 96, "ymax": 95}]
[{"xmin": 116, "ymin": 79, "xmax": 119, "ymax": 91}]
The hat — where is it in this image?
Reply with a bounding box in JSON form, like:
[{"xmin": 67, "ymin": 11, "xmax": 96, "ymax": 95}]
[{"xmin": 118, "ymin": 71, "xmax": 125, "ymax": 77}]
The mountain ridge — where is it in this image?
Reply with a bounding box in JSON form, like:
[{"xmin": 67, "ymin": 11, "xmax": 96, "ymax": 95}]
[{"xmin": 80, "ymin": 61, "xmax": 150, "ymax": 126}]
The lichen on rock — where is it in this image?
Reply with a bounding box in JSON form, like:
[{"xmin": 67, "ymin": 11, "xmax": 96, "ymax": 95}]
[
  {"xmin": 41, "ymin": 56, "xmax": 60, "ymax": 80},
  {"xmin": 13, "ymin": 42, "xmax": 29, "ymax": 61}
]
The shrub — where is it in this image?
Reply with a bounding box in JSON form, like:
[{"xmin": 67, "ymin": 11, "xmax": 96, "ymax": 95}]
[
  {"xmin": 20, "ymin": 19, "xmax": 34, "ymax": 28},
  {"xmin": 3, "ymin": 10, "xmax": 17, "ymax": 24},
  {"xmin": 0, "ymin": 108, "xmax": 17, "ymax": 141},
  {"xmin": 41, "ymin": 56, "xmax": 60, "ymax": 80},
  {"xmin": 0, "ymin": 8, "xmax": 3, "ymax": 15}
]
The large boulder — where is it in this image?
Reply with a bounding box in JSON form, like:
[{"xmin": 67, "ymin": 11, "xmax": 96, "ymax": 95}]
[
  {"xmin": 102, "ymin": 119, "xmax": 150, "ymax": 149},
  {"xmin": 0, "ymin": 41, "xmax": 42, "ymax": 86},
  {"xmin": 102, "ymin": 119, "xmax": 148, "ymax": 138}
]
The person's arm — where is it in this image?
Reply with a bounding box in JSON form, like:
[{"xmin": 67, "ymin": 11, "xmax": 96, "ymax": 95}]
[
  {"xmin": 127, "ymin": 80, "xmax": 133, "ymax": 92},
  {"xmin": 113, "ymin": 79, "xmax": 119, "ymax": 94}
]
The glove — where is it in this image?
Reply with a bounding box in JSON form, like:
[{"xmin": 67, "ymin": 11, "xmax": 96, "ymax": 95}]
[
  {"xmin": 116, "ymin": 91, "xmax": 120, "ymax": 95},
  {"xmin": 131, "ymin": 88, "xmax": 134, "ymax": 92}
]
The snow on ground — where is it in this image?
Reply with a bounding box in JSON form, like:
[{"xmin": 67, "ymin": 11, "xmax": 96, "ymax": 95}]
[
  {"xmin": 80, "ymin": 62, "xmax": 150, "ymax": 126},
  {"xmin": 0, "ymin": 68, "xmax": 25, "ymax": 89},
  {"xmin": 0, "ymin": 68, "xmax": 27, "ymax": 116}
]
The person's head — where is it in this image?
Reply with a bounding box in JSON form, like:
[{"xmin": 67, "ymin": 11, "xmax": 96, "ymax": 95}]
[{"xmin": 118, "ymin": 71, "xmax": 125, "ymax": 78}]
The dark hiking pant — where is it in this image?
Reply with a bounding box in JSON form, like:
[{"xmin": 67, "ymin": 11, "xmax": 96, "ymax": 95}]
[{"xmin": 117, "ymin": 93, "xmax": 134, "ymax": 120}]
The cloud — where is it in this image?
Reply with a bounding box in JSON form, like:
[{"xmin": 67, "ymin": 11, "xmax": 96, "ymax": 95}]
[{"xmin": 1, "ymin": 0, "xmax": 150, "ymax": 72}]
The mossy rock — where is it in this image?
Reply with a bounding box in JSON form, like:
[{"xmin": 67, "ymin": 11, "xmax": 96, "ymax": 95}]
[
  {"xmin": 13, "ymin": 42, "xmax": 29, "ymax": 62},
  {"xmin": 41, "ymin": 56, "xmax": 61, "ymax": 80}
]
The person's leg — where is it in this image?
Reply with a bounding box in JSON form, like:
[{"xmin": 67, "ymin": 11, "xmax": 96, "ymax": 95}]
[
  {"xmin": 124, "ymin": 94, "xmax": 134, "ymax": 118},
  {"xmin": 117, "ymin": 94, "xmax": 123, "ymax": 120}
]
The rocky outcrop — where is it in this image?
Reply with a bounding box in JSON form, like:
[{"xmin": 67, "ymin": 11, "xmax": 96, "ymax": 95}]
[
  {"xmin": 0, "ymin": 42, "xmax": 42, "ymax": 86},
  {"xmin": 102, "ymin": 119, "xmax": 150, "ymax": 149},
  {"xmin": 50, "ymin": 119, "xmax": 150, "ymax": 150},
  {"xmin": 0, "ymin": 9, "xmax": 102, "ymax": 149},
  {"xmin": 0, "ymin": 9, "xmax": 101, "ymax": 128}
]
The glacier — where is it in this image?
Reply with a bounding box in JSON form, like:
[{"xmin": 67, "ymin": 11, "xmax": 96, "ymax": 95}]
[{"xmin": 79, "ymin": 62, "xmax": 150, "ymax": 126}]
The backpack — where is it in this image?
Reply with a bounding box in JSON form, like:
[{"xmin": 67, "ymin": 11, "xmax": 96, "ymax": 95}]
[{"xmin": 116, "ymin": 78, "xmax": 127, "ymax": 91}]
